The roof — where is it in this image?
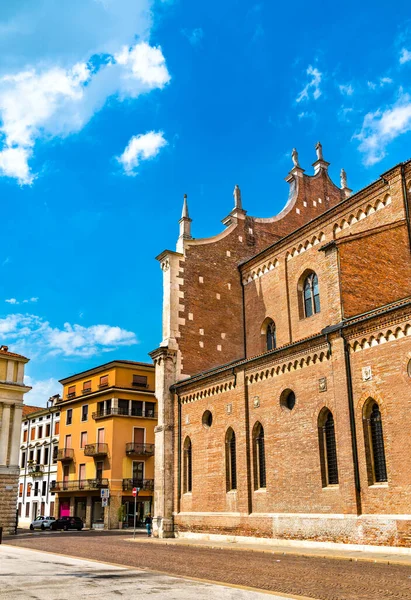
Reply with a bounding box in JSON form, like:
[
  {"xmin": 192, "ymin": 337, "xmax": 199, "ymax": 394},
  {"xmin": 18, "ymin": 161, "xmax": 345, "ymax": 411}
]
[
  {"xmin": 23, "ymin": 405, "xmax": 43, "ymax": 418},
  {"xmin": 59, "ymin": 359, "xmax": 154, "ymax": 384},
  {"xmin": 0, "ymin": 346, "xmax": 29, "ymax": 361}
]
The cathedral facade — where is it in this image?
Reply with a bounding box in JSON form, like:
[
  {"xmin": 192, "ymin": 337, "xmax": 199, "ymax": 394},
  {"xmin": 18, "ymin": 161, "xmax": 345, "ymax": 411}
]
[{"xmin": 151, "ymin": 146, "xmax": 411, "ymax": 547}]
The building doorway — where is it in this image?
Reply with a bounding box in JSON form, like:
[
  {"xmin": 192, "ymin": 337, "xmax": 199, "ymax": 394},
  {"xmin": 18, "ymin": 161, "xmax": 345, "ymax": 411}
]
[
  {"xmin": 75, "ymin": 498, "xmax": 86, "ymax": 521},
  {"xmin": 92, "ymin": 497, "xmax": 104, "ymax": 527},
  {"xmin": 59, "ymin": 500, "xmax": 70, "ymax": 517}
]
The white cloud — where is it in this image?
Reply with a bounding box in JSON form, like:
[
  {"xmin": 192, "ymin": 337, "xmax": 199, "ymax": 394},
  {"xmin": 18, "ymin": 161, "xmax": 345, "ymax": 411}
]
[
  {"xmin": 181, "ymin": 28, "xmax": 204, "ymax": 46},
  {"xmin": 24, "ymin": 376, "xmax": 60, "ymax": 407},
  {"xmin": 355, "ymin": 93, "xmax": 411, "ymax": 165},
  {"xmin": 117, "ymin": 131, "xmax": 167, "ymax": 175},
  {"xmin": 296, "ymin": 66, "xmax": 322, "ymax": 103},
  {"xmin": 367, "ymin": 77, "xmax": 393, "ymax": 91},
  {"xmin": 0, "ymin": 1, "xmax": 171, "ymax": 185},
  {"xmin": 339, "ymin": 83, "xmax": 354, "ymax": 96},
  {"xmin": 400, "ymin": 48, "xmax": 411, "ymax": 64},
  {"xmin": 0, "ymin": 313, "xmax": 137, "ymax": 357},
  {"xmin": 5, "ymin": 297, "xmax": 38, "ymax": 305},
  {"xmin": 297, "ymin": 111, "xmax": 315, "ymax": 120}
]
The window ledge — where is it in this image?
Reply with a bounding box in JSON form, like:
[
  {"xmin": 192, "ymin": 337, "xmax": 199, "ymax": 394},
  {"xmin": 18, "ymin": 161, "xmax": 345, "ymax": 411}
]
[
  {"xmin": 322, "ymin": 485, "xmax": 340, "ymax": 491},
  {"xmin": 369, "ymin": 483, "xmax": 389, "ymax": 489},
  {"xmin": 226, "ymin": 490, "xmax": 237, "ymax": 494},
  {"xmin": 254, "ymin": 488, "xmax": 267, "ymax": 493},
  {"xmin": 183, "ymin": 492, "xmax": 192, "ymax": 496}
]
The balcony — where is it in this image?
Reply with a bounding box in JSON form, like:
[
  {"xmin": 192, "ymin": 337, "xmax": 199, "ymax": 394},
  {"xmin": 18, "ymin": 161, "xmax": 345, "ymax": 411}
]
[
  {"xmin": 28, "ymin": 463, "xmax": 44, "ymax": 477},
  {"xmin": 84, "ymin": 443, "xmax": 108, "ymax": 457},
  {"xmin": 50, "ymin": 478, "xmax": 109, "ymax": 492},
  {"xmin": 66, "ymin": 392, "xmax": 76, "ymax": 399},
  {"xmin": 57, "ymin": 448, "xmax": 74, "ymax": 462},
  {"xmin": 125, "ymin": 443, "xmax": 155, "ymax": 457},
  {"xmin": 92, "ymin": 407, "xmax": 157, "ymax": 420},
  {"xmin": 132, "ymin": 381, "xmax": 149, "ymax": 389},
  {"xmin": 82, "ymin": 388, "xmax": 92, "ymax": 395},
  {"xmin": 122, "ymin": 478, "xmax": 154, "ymax": 492}
]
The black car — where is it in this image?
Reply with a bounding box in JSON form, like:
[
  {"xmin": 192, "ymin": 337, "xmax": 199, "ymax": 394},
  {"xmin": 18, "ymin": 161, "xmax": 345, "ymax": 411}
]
[{"xmin": 51, "ymin": 516, "xmax": 83, "ymax": 531}]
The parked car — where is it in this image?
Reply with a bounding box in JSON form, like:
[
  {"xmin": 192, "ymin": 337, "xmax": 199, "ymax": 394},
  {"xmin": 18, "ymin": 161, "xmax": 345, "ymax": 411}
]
[
  {"xmin": 29, "ymin": 516, "xmax": 56, "ymax": 530},
  {"xmin": 51, "ymin": 516, "xmax": 83, "ymax": 531}
]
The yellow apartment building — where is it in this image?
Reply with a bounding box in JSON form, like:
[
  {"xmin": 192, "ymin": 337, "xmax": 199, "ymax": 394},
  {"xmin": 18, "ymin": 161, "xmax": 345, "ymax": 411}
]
[{"xmin": 52, "ymin": 360, "xmax": 156, "ymax": 529}]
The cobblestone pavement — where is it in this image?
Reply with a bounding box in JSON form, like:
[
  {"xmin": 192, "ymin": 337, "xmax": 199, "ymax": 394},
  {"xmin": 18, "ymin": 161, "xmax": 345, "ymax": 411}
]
[
  {"xmin": 5, "ymin": 530, "xmax": 411, "ymax": 600},
  {"xmin": 0, "ymin": 545, "xmax": 285, "ymax": 600}
]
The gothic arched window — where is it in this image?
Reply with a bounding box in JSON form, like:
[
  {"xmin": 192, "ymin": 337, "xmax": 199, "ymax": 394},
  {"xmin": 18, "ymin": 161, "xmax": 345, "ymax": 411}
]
[
  {"xmin": 225, "ymin": 428, "xmax": 237, "ymax": 491},
  {"xmin": 183, "ymin": 437, "xmax": 192, "ymax": 493},
  {"xmin": 318, "ymin": 409, "xmax": 339, "ymax": 486},
  {"xmin": 253, "ymin": 422, "xmax": 266, "ymax": 489},
  {"xmin": 303, "ymin": 272, "xmax": 320, "ymax": 318},
  {"xmin": 266, "ymin": 321, "xmax": 276, "ymax": 351},
  {"xmin": 369, "ymin": 402, "xmax": 387, "ymax": 483}
]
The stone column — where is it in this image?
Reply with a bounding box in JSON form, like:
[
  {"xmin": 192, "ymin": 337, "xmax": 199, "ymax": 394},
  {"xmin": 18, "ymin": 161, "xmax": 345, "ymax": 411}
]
[
  {"xmin": 149, "ymin": 347, "xmax": 177, "ymax": 538},
  {"xmin": 9, "ymin": 405, "xmax": 23, "ymax": 466},
  {"xmin": 105, "ymin": 492, "xmax": 121, "ymax": 529},
  {"xmin": 0, "ymin": 404, "xmax": 11, "ymax": 465},
  {"xmin": 85, "ymin": 496, "xmax": 92, "ymax": 528}
]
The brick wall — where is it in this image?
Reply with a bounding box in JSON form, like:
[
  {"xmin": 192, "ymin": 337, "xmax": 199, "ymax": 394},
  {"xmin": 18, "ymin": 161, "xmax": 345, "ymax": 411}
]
[
  {"xmin": 339, "ymin": 223, "xmax": 411, "ymax": 318},
  {"xmin": 178, "ymin": 167, "xmax": 344, "ymax": 375}
]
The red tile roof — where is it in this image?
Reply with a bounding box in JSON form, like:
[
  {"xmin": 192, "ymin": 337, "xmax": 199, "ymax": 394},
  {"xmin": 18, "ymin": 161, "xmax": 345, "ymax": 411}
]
[
  {"xmin": 0, "ymin": 346, "xmax": 29, "ymax": 360},
  {"xmin": 23, "ymin": 405, "xmax": 43, "ymax": 418}
]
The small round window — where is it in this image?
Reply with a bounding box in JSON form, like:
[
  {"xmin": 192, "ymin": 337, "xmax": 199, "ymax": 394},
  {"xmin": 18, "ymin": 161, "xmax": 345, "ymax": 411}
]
[
  {"xmin": 280, "ymin": 389, "xmax": 296, "ymax": 411},
  {"xmin": 202, "ymin": 410, "xmax": 213, "ymax": 428}
]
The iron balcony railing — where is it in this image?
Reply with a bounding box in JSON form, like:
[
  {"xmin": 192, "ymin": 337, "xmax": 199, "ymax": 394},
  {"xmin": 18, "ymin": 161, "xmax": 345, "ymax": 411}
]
[
  {"xmin": 122, "ymin": 478, "xmax": 154, "ymax": 491},
  {"xmin": 125, "ymin": 443, "xmax": 155, "ymax": 457},
  {"xmin": 57, "ymin": 448, "xmax": 74, "ymax": 462},
  {"xmin": 50, "ymin": 478, "xmax": 109, "ymax": 492},
  {"xmin": 92, "ymin": 407, "xmax": 157, "ymax": 420},
  {"xmin": 84, "ymin": 443, "xmax": 108, "ymax": 457}
]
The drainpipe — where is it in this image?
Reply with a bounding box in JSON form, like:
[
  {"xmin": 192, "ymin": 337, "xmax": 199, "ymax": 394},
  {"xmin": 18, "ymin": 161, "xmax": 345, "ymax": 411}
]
[
  {"xmin": 46, "ymin": 408, "xmax": 54, "ymax": 507},
  {"xmin": 240, "ymin": 272, "xmax": 247, "ymax": 359},
  {"xmin": 242, "ymin": 369, "xmax": 253, "ymax": 515},
  {"xmin": 341, "ymin": 329, "xmax": 362, "ymax": 515},
  {"xmin": 400, "ymin": 164, "xmax": 411, "ymax": 254},
  {"xmin": 177, "ymin": 393, "xmax": 182, "ymax": 514}
]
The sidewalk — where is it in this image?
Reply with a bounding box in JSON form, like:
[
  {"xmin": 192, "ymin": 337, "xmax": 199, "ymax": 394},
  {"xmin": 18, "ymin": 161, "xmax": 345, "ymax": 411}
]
[{"xmin": 127, "ymin": 533, "xmax": 411, "ymax": 566}]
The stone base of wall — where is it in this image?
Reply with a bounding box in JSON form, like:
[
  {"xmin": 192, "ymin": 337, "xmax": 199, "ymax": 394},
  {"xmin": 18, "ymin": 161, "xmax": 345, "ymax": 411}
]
[
  {"xmin": 174, "ymin": 512, "xmax": 411, "ymax": 548},
  {"xmin": 0, "ymin": 467, "xmax": 19, "ymax": 535}
]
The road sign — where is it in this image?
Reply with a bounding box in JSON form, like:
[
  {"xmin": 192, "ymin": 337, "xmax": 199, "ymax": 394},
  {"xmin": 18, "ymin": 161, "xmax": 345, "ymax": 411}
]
[
  {"xmin": 102, "ymin": 497, "xmax": 108, "ymax": 507},
  {"xmin": 101, "ymin": 488, "xmax": 110, "ymax": 499},
  {"xmin": 132, "ymin": 487, "xmax": 138, "ymax": 497}
]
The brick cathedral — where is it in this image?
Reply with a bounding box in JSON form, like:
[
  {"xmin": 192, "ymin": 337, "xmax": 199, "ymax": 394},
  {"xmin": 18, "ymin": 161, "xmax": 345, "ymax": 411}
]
[{"xmin": 150, "ymin": 144, "xmax": 411, "ymax": 547}]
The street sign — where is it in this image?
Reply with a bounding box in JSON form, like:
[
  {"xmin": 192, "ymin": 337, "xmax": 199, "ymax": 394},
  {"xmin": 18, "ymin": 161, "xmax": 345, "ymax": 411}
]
[
  {"xmin": 102, "ymin": 497, "xmax": 108, "ymax": 507},
  {"xmin": 101, "ymin": 488, "xmax": 110, "ymax": 499},
  {"xmin": 132, "ymin": 487, "xmax": 138, "ymax": 497}
]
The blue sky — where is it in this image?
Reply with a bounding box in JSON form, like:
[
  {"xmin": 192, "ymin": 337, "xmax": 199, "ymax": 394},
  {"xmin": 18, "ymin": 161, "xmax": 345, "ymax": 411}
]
[{"xmin": 1, "ymin": 0, "xmax": 411, "ymax": 405}]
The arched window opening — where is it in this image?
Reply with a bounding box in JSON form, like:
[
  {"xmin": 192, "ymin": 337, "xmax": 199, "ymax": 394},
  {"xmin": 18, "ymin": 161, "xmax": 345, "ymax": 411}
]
[
  {"xmin": 183, "ymin": 437, "xmax": 192, "ymax": 493},
  {"xmin": 225, "ymin": 428, "xmax": 237, "ymax": 491},
  {"xmin": 253, "ymin": 423, "xmax": 266, "ymax": 489},
  {"xmin": 280, "ymin": 389, "xmax": 296, "ymax": 411},
  {"xmin": 369, "ymin": 403, "xmax": 387, "ymax": 483},
  {"xmin": 266, "ymin": 321, "xmax": 276, "ymax": 351},
  {"xmin": 318, "ymin": 409, "xmax": 339, "ymax": 487},
  {"xmin": 303, "ymin": 272, "xmax": 320, "ymax": 318}
]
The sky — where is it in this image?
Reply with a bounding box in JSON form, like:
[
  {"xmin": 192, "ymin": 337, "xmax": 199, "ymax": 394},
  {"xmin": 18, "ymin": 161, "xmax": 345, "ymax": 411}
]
[{"xmin": 1, "ymin": 0, "xmax": 411, "ymax": 406}]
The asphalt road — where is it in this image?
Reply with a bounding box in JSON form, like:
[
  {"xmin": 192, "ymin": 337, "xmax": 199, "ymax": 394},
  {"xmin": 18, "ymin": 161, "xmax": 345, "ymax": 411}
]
[{"xmin": 5, "ymin": 530, "xmax": 411, "ymax": 600}]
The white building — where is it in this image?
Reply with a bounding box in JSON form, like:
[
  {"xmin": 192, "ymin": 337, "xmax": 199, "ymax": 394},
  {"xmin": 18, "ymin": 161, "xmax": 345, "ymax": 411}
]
[{"xmin": 18, "ymin": 396, "xmax": 60, "ymax": 526}]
